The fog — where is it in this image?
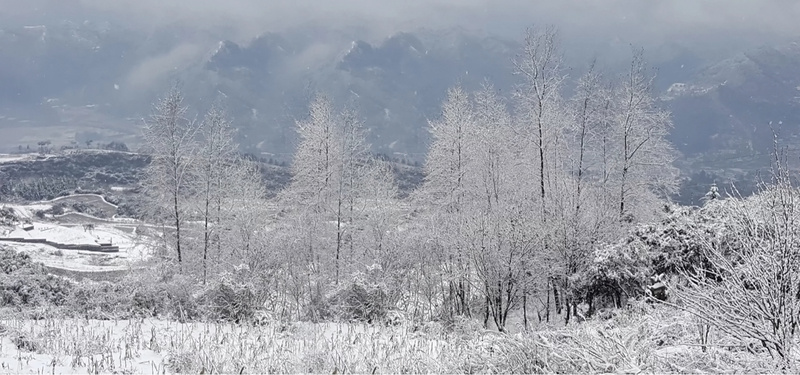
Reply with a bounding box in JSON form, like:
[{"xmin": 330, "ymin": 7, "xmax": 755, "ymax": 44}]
[
  {"xmin": 2, "ymin": 0, "xmax": 798, "ymax": 55},
  {"xmin": 2, "ymin": 0, "xmax": 800, "ymax": 101}
]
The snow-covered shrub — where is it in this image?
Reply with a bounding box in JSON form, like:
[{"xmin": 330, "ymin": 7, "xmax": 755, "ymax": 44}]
[
  {"xmin": 0, "ymin": 272, "xmax": 72, "ymax": 307},
  {"xmin": 674, "ymin": 180, "xmax": 800, "ymax": 366},
  {"xmin": 577, "ymin": 203, "xmax": 727, "ymax": 311},
  {"xmin": 579, "ymin": 237, "xmax": 651, "ymax": 310},
  {"xmin": 0, "ymin": 207, "xmax": 17, "ymax": 226},
  {"xmin": 304, "ymin": 284, "xmax": 333, "ymax": 323},
  {"xmin": 67, "ymin": 281, "xmax": 132, "ymax": 319},
  {"xmin": 327, "ymin": 264, "xmax": 402, "ymax": 323},
  {"xmin": 199, "ymin": 275, "xmax": 259, "ymax": 323},
  {"xmin": 0, "ymin": 248, "xmax": 73, "ymax": 307},
  {"xmin": 0, "ymin": 247, "xmax": 38, "ymax": 274},
  {"xmin": 46, "ymin": 203, "xmax": 66, "ymax": 216},
  {"xmin": 70, "ymin": 202, "xmax": 108, "ymax": 218}
]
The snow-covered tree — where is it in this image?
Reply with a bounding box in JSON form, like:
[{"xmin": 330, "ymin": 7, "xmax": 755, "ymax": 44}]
[
  {"xmin": 142, "ymin": 86, "xmax": 199, "ymax": 265},
  {"xmin": 512, "ymin": 26, "xmax": 573, "ymax": 326},
  {"xmin": 468, "ymin": 84, "xmax": 535, "ymax": 330},
  {"xmin": 284, "ymin": 94, "xmax": 398, "ymax": 287},
  {"xmin": 193, "ymin": 104, "xmax": 238, "ymax": 282},
  {"xmin": 608, "ymin": 49, "xmax": 678, "ymax": 222},
  {"xmin": 418, "ymin": 85, "xmax": 477, "ymax": 320},
  {"xmin": 513, "ymin": 25, "xmax": 566, "ymax": 208}
]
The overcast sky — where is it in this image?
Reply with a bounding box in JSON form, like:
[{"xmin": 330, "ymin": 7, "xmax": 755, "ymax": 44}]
[
  {"xmin": 2, "ymin": 0, "xmax": 798, "ymax": 45},
  {"xmin": 1, "ymin": 0, "xmax": 799, "ymax": 78}
]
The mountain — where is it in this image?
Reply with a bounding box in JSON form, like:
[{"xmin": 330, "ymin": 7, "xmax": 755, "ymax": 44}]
[
  {"xmin": 1, "ymin": 20, "xmax": 800, "ymax": 175},
  {"xmin": 190, "ymin": 28, "xmax": 519, "ymax": 157},
  {"xmin": 664, "ymin": 42, "xmax": 800, "ymax": 165}
]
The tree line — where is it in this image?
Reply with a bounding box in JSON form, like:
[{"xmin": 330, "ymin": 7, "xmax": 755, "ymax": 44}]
[{"xmin": 143, "ymin": 27, "xmax": 678, "ymax": 331}]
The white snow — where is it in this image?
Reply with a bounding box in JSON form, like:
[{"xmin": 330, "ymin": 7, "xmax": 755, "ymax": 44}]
[
  {"xmin": 1, "ymin": 203, "xmax": 53, "ymax": 220},
  {"xmin": 1, "ymin": 199, "xmax": 155, "ymax": 272},
  {"xmin": 47, "ymin": 193, "xmax": 117, "ymax": 208},
  {"xmin": 5, "ymin": 223, "xmax": 98, "ymax": 245},
  {"xmin": 0, "ymin": 319, "xmax": 169, "ymax": 374},
  {"xmin": 0, "ymin": 154, "xmax": 30, "ymax": 164}
]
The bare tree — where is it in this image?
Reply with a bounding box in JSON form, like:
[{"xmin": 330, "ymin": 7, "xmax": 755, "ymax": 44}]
[
  {"xmin": 185, "ymin": 103, "xmax": 270, "ymax": 281},
  {"xmin": 285, "ymin": 94, "xmax": 396, "ymax": 288},
  {"xmin": 284, "ymin": 94, "xmax": 340, "ymax": 279},
  {"xmin": 513, "ymin": 25, "xmax": 565, "ymax": 208},
  {"xmin": 222, "ymin": 159, "xmax": 269, "ymax": 270},
  {"xmin": 468, "ymin": 84, "xmax": 535, "ymax": 331},
  {"xmin": 194, "ymin": 104, "xmax": 238, "ymax": 282},
  {"xmin": 142, "ymin": 86, "xmax": 199, "ymax": 265},
  {"xmin": 556, "ymin": 62, "xmax": 616, "ymax": 324},
  {"xmin": 419, "ymin": 85, "xmax": 475, "ymax": 320},
  {"xmin": 609, "ymin": 49, "xmax": 678, "ymax": 222},
  {"xmin": 512, "ymin": 25, "xmax": 568, "ymax": 326}
]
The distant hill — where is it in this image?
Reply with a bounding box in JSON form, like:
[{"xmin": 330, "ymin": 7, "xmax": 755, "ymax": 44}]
[
  {"xmin": 1, "ymin": 21, "xmax": 800, "ymax": 182},
  {"xmin": 663, "ymin": 43, "xmax": 800, "ymax": 162}
]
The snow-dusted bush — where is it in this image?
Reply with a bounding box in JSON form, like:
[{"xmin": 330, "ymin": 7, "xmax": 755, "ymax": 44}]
[
  {"xmin": 0, "ymin": 206, "xmax": 18, "ymax": 226},
  {"xmin": 67, "ymin": 281, "xmax": 132, "ymax": 319},
  {"xmin": 327, "ymin": 264, "xmax": 402, "ymax": 323},
  {"xmin": 576, "ymin": 201, "xmax": 735, "ymax": 311},
  {"xmin": 200, "ymin": 278, "xmax": 258, "ymax": 323},
  {"xmin": 0, "ymin": 248, "xmax": 73, "ymax": 307},
  {"xmin": 674, "ymin": 179, "xmax": 800, "ymax": 366}
]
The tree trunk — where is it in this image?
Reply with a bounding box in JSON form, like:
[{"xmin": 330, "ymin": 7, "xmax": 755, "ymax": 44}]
[
  {"xmin": 174, "ymin": 192, "xmax": 182, "ymax": 264},
  {"xmin": 523, "ymin": 289, "xmax": 529, "ymax": 330},
  {"xmin": 554, "ymin": 281, "xmax": 561, "ymax": 315},
  {"xmin": 203, "ymin": 196, "xmax": 209, "ymax": 284},
  {"xmin": 546, "ymin": 283, "xmax": 551, "ymax": 323},
  {"xmin": 565, "ymin": 295, "xmax": 571, "ymax": 325},
  {"xmin": 335, "ymin": 196, "xmax": 342, "ymax": 285},
  {"xmin": 484, "ymin": 295, "xmax": 490, "ymax": 329}
]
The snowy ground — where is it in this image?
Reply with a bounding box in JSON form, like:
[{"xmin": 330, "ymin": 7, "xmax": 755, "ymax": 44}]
[
  {"xmin": 0, "ymin": 203, "xmax": 53, "ymax": 221},
  {"xmin": 0, "ymin": 319, "xmax": 168, "ymax": 374},
  {"xmin": 0, "ymin": 154, "xmax": 30, "ymax": 164},
  {"xmin": 0, "ymin": 312, "xmax": 771, "ymax": 374},
  {"xmin": 50, "ymin": 194, "xmax": 119, "ymax": 217},
  {"xmin": 0, "ymin": 318, "xmax": 434, "ymax": 375},
  {"xmin": 1, "ymin": 198, "xmax": 154, "ymax": 272}
]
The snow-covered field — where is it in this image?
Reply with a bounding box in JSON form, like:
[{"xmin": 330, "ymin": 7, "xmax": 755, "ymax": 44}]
[
  {"xmin": 1, "ymin": 198, "xmax": 153, "ymax": 272},
  {"xmin": 0, "ymin": 318, "xmax": 456, "ymax": 374},
  {"xmin": 0, "ymin": 308, "xmax": 776, "ymax": 374},
  {"xmin": 0, "ymin": 319, "xmax": 167, "ymax": 374}
]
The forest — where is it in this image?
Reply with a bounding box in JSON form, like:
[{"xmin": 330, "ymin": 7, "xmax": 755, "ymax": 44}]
[{"xmin": 3, "ymin": 27, "xmax": 800, "ymax": 373}]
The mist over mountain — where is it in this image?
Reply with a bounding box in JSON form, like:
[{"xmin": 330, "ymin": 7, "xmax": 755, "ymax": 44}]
[
  {"xmin": 1, "ymin": 9, "xmax": 800, "ymax": 177},
  {"xmin": 666, "ymin": 43, "xmax": 800, "ymax": 158}
]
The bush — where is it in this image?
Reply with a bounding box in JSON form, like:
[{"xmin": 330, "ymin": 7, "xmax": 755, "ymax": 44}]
[
  {"xmin": 0, "ymin": 248, "xmax": 39, "ymax": 274},
  {"xmin": 576, "ymin": 203, "xmax": 725, "ymax": 312},
  {"xmin": 200, "ymin": 277, "xmax": 259, "ymax": 323},
  {"xmin": 0, "ymin": 272, "xmax": 73, "ymax": 307},
  {"xmin": 305, "ymin": 286, "xmax": 333, "ymax": 323},
  {"xmin": 0, "ymin": 207, "xmax": 17, "ymax": 226},
  {"xmin": 47, "ymin": 203, "xmax": 66, "ymax": 216},
  {"xmin": 0, "ymin": 249, "xmax": 74, "ymax": 307},
  {"xmin": 67, "ymin": 281, "xmax": 133, "ymax": 319},
  {"xmin": 327, "ymin": 265, "xmax": 401, "ymax": 323},
  {"xmin": 329, "ymin": 283, "xmax": 391, "ymax": 323},
  {"xmin": 102, "ymin": 141, "xmax": 129, "ymax": 152}
]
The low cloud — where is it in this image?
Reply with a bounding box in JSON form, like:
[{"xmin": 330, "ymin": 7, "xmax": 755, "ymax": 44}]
[
  {"xmin": 0, "ymin": 0, "xmax": 790, "ymax": 48},
  {"xmin": 2, "ymin": 0, "xmax": 799, "ymax": 71},
  {"xmin": 124, "ymin": 43, "xmax": 205, "ymax": 91}
]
